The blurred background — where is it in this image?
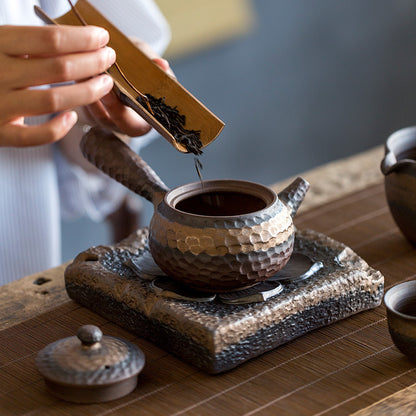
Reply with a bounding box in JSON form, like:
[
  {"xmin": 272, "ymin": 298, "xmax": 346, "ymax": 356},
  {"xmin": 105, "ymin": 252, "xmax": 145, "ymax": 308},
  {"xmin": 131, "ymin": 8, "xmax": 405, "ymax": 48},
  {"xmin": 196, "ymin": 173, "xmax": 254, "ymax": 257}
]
[{"xmin": 62, "ymin": 0, "xmax": 416, "ymax": 261}]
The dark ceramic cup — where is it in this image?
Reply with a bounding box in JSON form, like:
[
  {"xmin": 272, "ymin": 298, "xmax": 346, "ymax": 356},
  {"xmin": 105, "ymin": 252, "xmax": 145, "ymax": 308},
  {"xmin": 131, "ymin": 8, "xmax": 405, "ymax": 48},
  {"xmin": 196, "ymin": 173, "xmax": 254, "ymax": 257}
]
[
  {"xmin": 384, "ymin": 281, "xmax": 416, "ymax": 362},
  {"xmin": 381, "ymin": 126, "xmax": 416, "ymax": 245}
]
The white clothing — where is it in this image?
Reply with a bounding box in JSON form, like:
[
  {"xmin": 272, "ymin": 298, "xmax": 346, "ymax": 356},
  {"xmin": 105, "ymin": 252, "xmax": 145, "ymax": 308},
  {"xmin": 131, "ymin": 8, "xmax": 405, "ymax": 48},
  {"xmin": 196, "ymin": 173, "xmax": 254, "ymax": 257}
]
[{"xmin": 0, "ymin": 0, "xmax": 170, "ymax": 285}]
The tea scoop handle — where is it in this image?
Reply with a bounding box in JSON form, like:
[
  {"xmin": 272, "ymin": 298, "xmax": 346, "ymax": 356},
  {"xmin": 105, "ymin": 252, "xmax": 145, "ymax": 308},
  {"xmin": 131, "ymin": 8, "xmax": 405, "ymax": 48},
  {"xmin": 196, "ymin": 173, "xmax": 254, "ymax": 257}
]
[{"xmin": 80, "ymin": 127, "xmax": 169, "ymax": 205}]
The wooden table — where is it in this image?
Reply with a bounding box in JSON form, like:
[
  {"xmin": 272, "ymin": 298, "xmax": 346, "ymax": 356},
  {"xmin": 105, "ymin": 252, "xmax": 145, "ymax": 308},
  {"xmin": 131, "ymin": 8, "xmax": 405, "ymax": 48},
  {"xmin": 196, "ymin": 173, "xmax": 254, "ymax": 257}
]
[{"xmin": 1, "ymin": 180, "xmax": 416, "ymax": 415}]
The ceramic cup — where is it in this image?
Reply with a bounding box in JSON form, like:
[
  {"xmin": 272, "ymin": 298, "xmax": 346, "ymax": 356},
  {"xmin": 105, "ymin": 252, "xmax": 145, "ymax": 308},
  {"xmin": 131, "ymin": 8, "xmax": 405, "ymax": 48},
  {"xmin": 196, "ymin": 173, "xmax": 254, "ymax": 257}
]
[
  {"xmin": 384, "ymin": 280, "xmax": 416, "ymax": 361},
  {"xmin": 381, "ymin": 126, "xmax": 416, "ymax": 245}
]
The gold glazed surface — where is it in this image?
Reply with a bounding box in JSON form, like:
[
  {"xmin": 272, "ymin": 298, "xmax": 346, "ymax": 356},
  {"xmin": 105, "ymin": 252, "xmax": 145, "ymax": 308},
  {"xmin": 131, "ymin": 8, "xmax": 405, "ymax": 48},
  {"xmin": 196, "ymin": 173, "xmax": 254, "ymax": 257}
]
[
  {"xmin": 151, "ymin": 208, "xmax": 294, "ymax": 255},
  {"xmin": 147, "ymin": 178, "xmax": 308, "ymax": 291}
]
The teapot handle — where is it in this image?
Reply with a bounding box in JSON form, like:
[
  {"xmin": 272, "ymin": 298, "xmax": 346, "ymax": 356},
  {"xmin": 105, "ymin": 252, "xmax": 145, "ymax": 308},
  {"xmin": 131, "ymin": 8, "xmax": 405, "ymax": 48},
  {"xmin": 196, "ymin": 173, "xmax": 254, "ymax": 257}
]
[{"xmin": 80, "ymin": 127, "xmax": 169, "ymax": 206}]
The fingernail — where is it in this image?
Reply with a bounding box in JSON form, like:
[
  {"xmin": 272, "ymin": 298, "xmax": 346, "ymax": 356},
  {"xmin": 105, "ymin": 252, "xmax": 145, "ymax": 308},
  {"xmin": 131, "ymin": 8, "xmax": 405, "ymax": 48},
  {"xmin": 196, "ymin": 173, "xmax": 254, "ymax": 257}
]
[
  {"xmin": 99, "ymin": 74, "xmax": 114, "ymax": 93},
  {"xmin": 104, "ymin": 47, "xmax": 116, "ymax": 65},
  {"xmin": 152, "ymin": 57, "xmax": 170, "ymax": 71},
  {"xmin": 97, "ymin": 28, "xmax": 110, "ymax": 46},
  {"xmin": 160, "ymin": 58, "xmax": 170, "ymax": 68},
  {"xmin": 64, "ymin": 111, "xmax": 78, "ymax": 128}
]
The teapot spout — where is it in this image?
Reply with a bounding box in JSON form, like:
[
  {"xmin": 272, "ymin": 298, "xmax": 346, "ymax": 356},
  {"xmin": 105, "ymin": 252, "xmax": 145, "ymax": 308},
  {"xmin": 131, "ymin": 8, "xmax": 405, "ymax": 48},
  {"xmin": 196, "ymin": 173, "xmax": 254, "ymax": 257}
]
[{"xmin": 278, "ymin": 177, "xmax": 309, "ymax": 218}]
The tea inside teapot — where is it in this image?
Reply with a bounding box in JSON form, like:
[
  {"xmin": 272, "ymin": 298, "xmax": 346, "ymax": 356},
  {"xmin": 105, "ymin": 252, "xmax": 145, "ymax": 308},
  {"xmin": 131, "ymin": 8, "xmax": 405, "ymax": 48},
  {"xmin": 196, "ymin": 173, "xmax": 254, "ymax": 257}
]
[{"xmin": 175, "ymin": 191, "xmax": 267, "ymax": 216}]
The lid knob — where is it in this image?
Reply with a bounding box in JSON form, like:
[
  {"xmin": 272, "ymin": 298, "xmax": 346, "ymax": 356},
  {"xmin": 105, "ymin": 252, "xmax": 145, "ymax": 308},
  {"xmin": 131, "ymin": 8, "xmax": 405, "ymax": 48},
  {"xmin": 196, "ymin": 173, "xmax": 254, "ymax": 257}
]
[{"xmin": 77, "ymin": 325, "xmax": 103, "ymax": 346}]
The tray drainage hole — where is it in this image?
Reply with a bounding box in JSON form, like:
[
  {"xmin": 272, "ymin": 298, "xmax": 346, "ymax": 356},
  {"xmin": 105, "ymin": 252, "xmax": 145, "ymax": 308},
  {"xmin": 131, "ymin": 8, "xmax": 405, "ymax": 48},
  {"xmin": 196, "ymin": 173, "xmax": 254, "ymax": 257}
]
[{"xmin": 33, "ymin": 277, "xmax": 51, "ymax": 285}]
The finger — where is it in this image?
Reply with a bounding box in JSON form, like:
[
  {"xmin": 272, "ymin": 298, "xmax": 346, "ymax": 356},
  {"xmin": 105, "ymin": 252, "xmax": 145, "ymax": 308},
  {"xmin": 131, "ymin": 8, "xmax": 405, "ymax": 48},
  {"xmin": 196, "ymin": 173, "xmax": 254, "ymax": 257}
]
[
  {"xmin": 0, "ymin": 25, "xmax": 109, "ymax": 56},
  {"xmin": 152, "ymin": 57, "xmax": 176, "ymax": 78},
  {"xmin": 84, "ymin": 100, "xmax": 119, "ymax": 131},
  {"xmin": 100, "ymin": 91, "xmax": 152, "ymax": 137},
  {"xmin": 129, "ymin": 37, "xmax": 175, "ymax": 77},
  {"xmin": 129, "ymin": 36, "xmax": 158, "ymax": 59},
  {"xmin": 153, "ymin": 57, "xmax": 169, "ymax": 72},
  {"xmin": 6, "ymin": 47, "xmax": 116, "ymax": 89},
  {"xmin": 2, "ymin": 74, "xmax": 114, "ymax": 119},
  {"xmin": 0, "ymin": 111, "xmax": 77, "ymax": 147}
]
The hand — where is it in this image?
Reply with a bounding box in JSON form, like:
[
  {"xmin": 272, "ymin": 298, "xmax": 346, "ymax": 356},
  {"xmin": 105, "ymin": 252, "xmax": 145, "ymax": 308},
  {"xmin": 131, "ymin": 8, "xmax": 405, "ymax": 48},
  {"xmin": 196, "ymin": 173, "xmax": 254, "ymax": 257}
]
[
  {"xmin": 81, "ymin": 37, "xmax": 174, "ymax": 137},
  {"xmin": 59, "ymin": 39, "xmax": 174, "ymax": 172},
  {"xmin": 0, "ymin": 24, "xmax": 116, "ymax": 147}
]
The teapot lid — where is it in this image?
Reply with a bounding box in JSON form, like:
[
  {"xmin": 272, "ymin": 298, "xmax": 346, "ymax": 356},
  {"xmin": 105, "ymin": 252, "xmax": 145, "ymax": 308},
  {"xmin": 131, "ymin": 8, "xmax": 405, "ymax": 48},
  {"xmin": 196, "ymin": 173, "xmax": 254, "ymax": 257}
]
[{"xmin": 36, "ymin": 325, "xmax": 145, "ymax": 402}]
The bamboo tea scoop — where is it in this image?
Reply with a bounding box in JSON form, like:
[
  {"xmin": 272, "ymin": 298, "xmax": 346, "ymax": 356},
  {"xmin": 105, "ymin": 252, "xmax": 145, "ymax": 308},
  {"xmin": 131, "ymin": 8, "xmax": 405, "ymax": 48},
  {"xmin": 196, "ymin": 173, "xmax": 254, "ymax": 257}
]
[{"xmin": 34, "ymin": 0, "xmax": 224, "ymax": 153}]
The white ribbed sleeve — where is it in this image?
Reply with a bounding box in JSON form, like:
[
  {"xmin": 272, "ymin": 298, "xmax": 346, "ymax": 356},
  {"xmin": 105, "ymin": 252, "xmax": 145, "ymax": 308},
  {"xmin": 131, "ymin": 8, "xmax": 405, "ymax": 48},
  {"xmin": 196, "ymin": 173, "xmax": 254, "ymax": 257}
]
[{"xmin": 0, "ymin": 145, "xmax": 61, "ymax": 284}]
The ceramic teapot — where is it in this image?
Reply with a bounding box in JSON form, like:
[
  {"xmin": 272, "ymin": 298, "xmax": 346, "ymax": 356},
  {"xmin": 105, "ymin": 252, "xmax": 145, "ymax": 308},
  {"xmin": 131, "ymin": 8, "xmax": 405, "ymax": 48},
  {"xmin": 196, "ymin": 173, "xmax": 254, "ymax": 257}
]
[
  {"xmin": 81, "ymin": 127, "xmax": 309, "ymax": 292},
  {"xmin": 381, "ymin": 126, "xmax": 416, "ymax": 245}
]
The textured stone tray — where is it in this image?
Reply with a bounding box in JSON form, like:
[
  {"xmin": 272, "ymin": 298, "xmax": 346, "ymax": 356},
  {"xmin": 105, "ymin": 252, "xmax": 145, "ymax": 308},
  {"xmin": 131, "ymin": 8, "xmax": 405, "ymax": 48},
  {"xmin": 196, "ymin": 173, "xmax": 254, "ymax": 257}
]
[{"xmin": 65, "ymin": 228, "xmax": 384, "ymax": 374}]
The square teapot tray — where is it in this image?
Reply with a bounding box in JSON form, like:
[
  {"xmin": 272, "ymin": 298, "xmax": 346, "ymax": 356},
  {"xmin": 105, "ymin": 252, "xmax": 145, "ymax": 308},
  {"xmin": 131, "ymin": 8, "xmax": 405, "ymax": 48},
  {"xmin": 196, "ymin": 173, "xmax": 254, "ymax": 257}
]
[{"xmin": 65, "ymin": 228, "xmax": 384, "ymax": 374}]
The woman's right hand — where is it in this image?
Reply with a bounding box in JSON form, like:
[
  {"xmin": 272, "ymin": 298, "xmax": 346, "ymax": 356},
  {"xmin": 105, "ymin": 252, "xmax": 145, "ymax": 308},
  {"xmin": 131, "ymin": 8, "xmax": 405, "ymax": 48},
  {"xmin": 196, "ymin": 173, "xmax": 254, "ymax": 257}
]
[{"xmin": 0, "ymin": 24, "xmax": 116, "ymax": 147}]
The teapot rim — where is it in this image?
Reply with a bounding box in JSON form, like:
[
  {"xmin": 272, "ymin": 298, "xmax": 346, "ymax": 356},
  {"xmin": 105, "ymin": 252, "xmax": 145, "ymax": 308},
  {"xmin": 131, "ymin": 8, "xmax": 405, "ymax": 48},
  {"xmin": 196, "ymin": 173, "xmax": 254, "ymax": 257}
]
[{"xmin": 162, "ymin": 179, "xmax": 280, "ymax": 220}]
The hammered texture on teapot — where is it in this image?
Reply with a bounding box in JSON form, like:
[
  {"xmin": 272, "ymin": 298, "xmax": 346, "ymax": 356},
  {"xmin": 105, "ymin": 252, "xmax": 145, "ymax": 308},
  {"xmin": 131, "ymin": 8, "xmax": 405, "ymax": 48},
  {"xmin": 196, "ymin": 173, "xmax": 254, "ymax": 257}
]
[{"xmin": 149, "ymin": 199, "xmax": 295, "ymax": 292}]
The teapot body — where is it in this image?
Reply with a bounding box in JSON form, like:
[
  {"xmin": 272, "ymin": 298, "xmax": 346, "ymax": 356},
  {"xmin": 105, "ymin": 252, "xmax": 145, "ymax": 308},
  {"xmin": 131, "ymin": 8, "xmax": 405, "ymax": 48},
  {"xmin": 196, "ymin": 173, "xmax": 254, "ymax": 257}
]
[{"xmin": 149, "ymin": 180, "xmax": 295, "ymax": 292}]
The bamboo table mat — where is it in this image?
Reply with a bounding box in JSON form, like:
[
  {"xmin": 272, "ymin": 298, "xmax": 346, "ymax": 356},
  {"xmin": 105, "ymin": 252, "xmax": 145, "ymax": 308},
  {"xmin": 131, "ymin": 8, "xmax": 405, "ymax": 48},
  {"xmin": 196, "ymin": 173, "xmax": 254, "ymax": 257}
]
[{"xmin": 1, "ymin": 182, "xmax": 416, "ymax": 416}]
